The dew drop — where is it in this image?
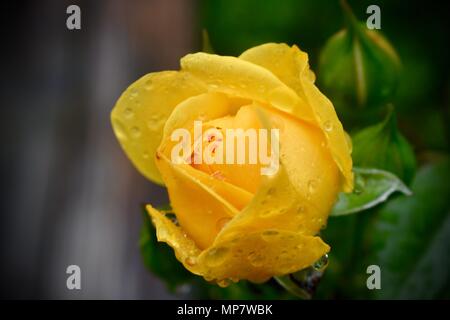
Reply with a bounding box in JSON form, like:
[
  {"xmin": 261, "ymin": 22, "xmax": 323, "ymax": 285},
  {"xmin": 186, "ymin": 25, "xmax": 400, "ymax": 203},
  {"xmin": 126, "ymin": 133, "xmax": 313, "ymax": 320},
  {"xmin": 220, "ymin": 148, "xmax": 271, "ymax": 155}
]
[
  {"xmin": 144, "ymin": 79, "xmax": 153, "ymax": 91},
  {"xmin": 147, "ymin": 114, "xmax": 162, "ymax": 130},
  {"xmin": 130, "ymin": 126, "xmax": 141, "ymax": 138},
  {"xmin": 279, "ymin": 249, "xmax": 289, "ymax": 259},
  {"xmin": 205, "ymin": 247, "xmax": 229, "ymax": 267},
  {"xmin": 323, "ymin": 120, "xmax": 333, "ymax": 132},
  {"xmin": 143, "ymin": 151, "xmax": 150, "ymax": 159},
  {"xmin": 123, "ymin": 107, "xmax": 134, "ymax": 119},
  {"xmin": 312, "ymin": 254, "xmax": 329, "ymax": 272},
  {"xmin": 129, "ymin": 88, "xmax": 139, "ymax": 99},
  {"xmin": 267, "ymin": 187, "xmax": 276, "ymax": 195},
  {"xmin": 216, "ymin": 217, "xmax": 231, "ymax": 231},
  {"xmin": 217, "ymin": 279, "xmax": 230, "ymax": 288},
  {"xmin": 157, "ymin": 227, "xmax": 169, "ymax": 240},
  {"xmin": 259, "ymin": 209, "xmax": 273, "ymax": 218},
  {"xmin": 261, "ymin": 230, "xmax": 279, "ymax": 242},
  {"xmin": 204, "ymin": 275, "xmax": 214, "ymax": 282},
  {"xmin": 307, "ymin": 179, "xmax": 318, "ymax": 194},
  {"xmin": 185, "ymin": 256, "xmax": 197, "ymax": 266},
  {"xmin": 247, "ymin": 251, "xmax": 265, "ymax": 267},
  {"xmin": 112, "ymin": 119, "xmax": 128, "ymax": 142}
]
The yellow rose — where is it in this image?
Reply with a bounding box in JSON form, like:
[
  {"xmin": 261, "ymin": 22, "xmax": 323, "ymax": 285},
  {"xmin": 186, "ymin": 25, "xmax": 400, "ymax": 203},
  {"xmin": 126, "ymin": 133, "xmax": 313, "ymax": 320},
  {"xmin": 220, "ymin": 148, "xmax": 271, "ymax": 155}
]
[{"xmin": 111, "ymin": 43, "xmax": 353, "ymax": 285}]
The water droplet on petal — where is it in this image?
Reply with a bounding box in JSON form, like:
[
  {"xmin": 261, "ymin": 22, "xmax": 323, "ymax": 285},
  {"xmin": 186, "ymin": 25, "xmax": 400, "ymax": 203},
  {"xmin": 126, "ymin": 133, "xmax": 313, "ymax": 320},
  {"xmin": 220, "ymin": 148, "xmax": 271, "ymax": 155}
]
[
  {"xmin": 130, "ymin": 126, "xmax": 141, "ymax": 138},
  {"xmin": 112, "ymin": 119, "xmax": 128, "ymax": 142},
  {"xmin": 323, "ymin": 120, "xmax": 333, "ymax": 132},
  {"xmin": 147, "ymin": 114, "xmax": 162, "ymax": 130},
  {"xmin": 217, "ymin": 279, "xmax": 230, "ymax": 288},
  {"xmin": 247, "ymin": 251, "xmax": 265, "ymax": 267},
  {"xmin": 205, "ymin": 247, "xmax": 229, "ymax": 267},
  {"xmin": 312, "ymin": 254, "xmax": 329, "ymax": 272},
  {"xmin": 185, "ymin": 256, "xmax": 197, "ymax": 266},
  {"xmin": 144, "ymin": 80, "xmax": 153, "ymax": 91},
  {"xmin": 157, "ymin": 227, "xmax": 169, "ymax": 240},
  {"xmin": 143, "ymin": 151, "xmax": 150, "ymax": 159},
  {"xmin": 261, "ymin": 230, "xmax": 279, "ymax": 242},
  {"xmin": 123, "ymin": 108, "xmax": 134, "ymax": 118},
  {"xmin": 129, "ymin": 88, "xmax": 139, "ymax": 99},
  {"xmin": 216, "ymin": 217, "xmax": 231, "ymax": 231},
  {"xmin": 308, "ymin": 179, "xmax": 318, "ymax": 194}
]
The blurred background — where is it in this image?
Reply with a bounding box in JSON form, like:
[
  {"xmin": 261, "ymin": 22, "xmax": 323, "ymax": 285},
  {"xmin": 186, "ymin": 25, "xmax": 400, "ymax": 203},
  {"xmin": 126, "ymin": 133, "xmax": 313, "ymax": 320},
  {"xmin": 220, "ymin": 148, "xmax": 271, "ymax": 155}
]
[{"xmin": 0, "ymin": 0, "xmax": 448, "ymax": 299}]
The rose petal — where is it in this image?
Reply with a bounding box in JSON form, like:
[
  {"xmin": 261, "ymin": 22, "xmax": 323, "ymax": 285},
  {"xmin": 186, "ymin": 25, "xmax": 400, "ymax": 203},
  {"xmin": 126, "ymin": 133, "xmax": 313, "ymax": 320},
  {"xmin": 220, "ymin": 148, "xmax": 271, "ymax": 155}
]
[
  {"xmin": 240, "ymin": 43, "xmax": 353, "ymax": 192},
  {"xmin": 155, "ymin": 153, "xmax": 253, "ymax": 249},
  {"xmin": 180, "ymin": 52, "xmax": 316, "ymax": 123},
  {"xmin": 147, "ymin": 204, "xmax": 329, "ymax": 284},
  {"xmin": 146, "ymin": 205, "xmax": 202, "ymax": 273},
  {"xmin": 198, "ymin": 228, "xmax": 329, "ymax": 283},
  {"xmin": 111, "ymin": 71, "xmax": 206, "ymax": 185}
]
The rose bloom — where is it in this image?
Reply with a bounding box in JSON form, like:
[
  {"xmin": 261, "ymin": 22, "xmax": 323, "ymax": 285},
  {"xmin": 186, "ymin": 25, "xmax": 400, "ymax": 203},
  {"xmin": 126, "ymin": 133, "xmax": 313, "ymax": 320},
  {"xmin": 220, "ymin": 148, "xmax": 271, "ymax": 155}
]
[{"xmin": 111, "ymin": 43, "xmax": 353, "ymax": 285}]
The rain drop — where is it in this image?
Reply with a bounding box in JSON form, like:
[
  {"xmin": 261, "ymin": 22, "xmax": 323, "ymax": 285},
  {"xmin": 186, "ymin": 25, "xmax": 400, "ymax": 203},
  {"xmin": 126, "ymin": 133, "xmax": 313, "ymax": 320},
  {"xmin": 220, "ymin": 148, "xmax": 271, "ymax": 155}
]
[
  {"xmin": 123, "ymin": 107, "xmax": 134, "ymax": 119},
  {"xmin": 247, "ymin": 251, "xmax": 265, "ymax": 267},
  {"xmin": 112, "ymin": 119, "xmax": 128, "ymax": 142},
  {"xmin": 261, "ymin": 230, "xmax": 279, "ymax": 242},
  {"xmin": 312, "ymin": 254, "xmax": 329, "ymax": 272},
  {"xmin": 147, "ymin": 114, "xmax": 162, "ymax": 130},
  {"xmin": 217, "ymin": 279, "xmax": 230, "ymax": 288},
  {"xmin": 144, "ymin": 79, "xmax": 153, "ymax": 91},
  {"xmin": 323, "ymin": 120, "xmax": 333, "ymax": 132},
  {"xmin": 129, "ymin": 88, "xmax": 139, "ymax": 99},
  {"xmin": 307, "ymin": 179, "xmax": 318, "ymax": 194},
  {"xmin": 130, "ymin": 126, "xmax": 141, "ymax": 138},
  {"xmin": 205, "ymin": 247, "xmax": 229, "ymax": 267},
  {"xmin": 185, "ymin": 256, "xmax": 197, "ymax": 267},
  {"xmin": 216, "ymin": 217, "xmax": 231, "ymax": 231}
]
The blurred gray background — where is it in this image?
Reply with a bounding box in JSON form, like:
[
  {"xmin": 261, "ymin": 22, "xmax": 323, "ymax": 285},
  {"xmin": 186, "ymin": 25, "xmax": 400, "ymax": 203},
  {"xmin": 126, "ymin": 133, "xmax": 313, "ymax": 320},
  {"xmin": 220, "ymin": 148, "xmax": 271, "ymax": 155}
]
[{"xmin": 0, "ymin": 0, "xmax": 198, "ymax": 299}]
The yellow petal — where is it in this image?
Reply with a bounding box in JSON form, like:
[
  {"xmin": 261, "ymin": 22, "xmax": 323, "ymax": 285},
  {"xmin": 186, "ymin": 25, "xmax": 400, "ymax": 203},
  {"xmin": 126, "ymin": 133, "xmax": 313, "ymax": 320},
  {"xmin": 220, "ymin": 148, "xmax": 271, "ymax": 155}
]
[
  {"xmin": 197, "ymin": 229, "xmax": 329, "ymax": 283},
  {"xmin": 180, "ymin": 52, "xmax": 316, "ymax": 122},
  {"xmin": 111, "ymin": 71, "xmax": 206, "ymax": 185},
  {"xmin": 217, "ymin": 158, "xmax": 332, "ymax": 242},
  {"xmin": 155, "ymin": 153, "xmax": 252, "ymax": 250},
  {"xmin": 193, "ymin": 104, "xmax": 265, "ymax": 193},
  {"xmin": 146, "ymin": 205, "xmax": 202, "ymax": 274},
  {"xmin": 146, "ymin": 204, "xmax": 329, "ymax": 284},
  {"xmin": 240, "ymin": 43, "xmax": 353, "ymax": 192}
]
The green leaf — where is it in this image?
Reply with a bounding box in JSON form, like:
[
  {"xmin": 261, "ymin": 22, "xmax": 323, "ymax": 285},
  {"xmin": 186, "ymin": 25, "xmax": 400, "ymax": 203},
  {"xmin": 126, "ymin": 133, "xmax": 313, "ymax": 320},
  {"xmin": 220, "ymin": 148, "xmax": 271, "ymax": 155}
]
[
  {"xmin": 352, "ymin": 107, "xmax": 417, "ymax": 185},
  {"xmin": 139, "ymin": 208, "xmax": 195, "ymax": 291},
  {"xmin": 331, "ymin": 167, "xmax": 412, "ymax": 216},
  {"xmin": 368, "ymin": 159, "xmax": 450, "ymax": 299}
]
